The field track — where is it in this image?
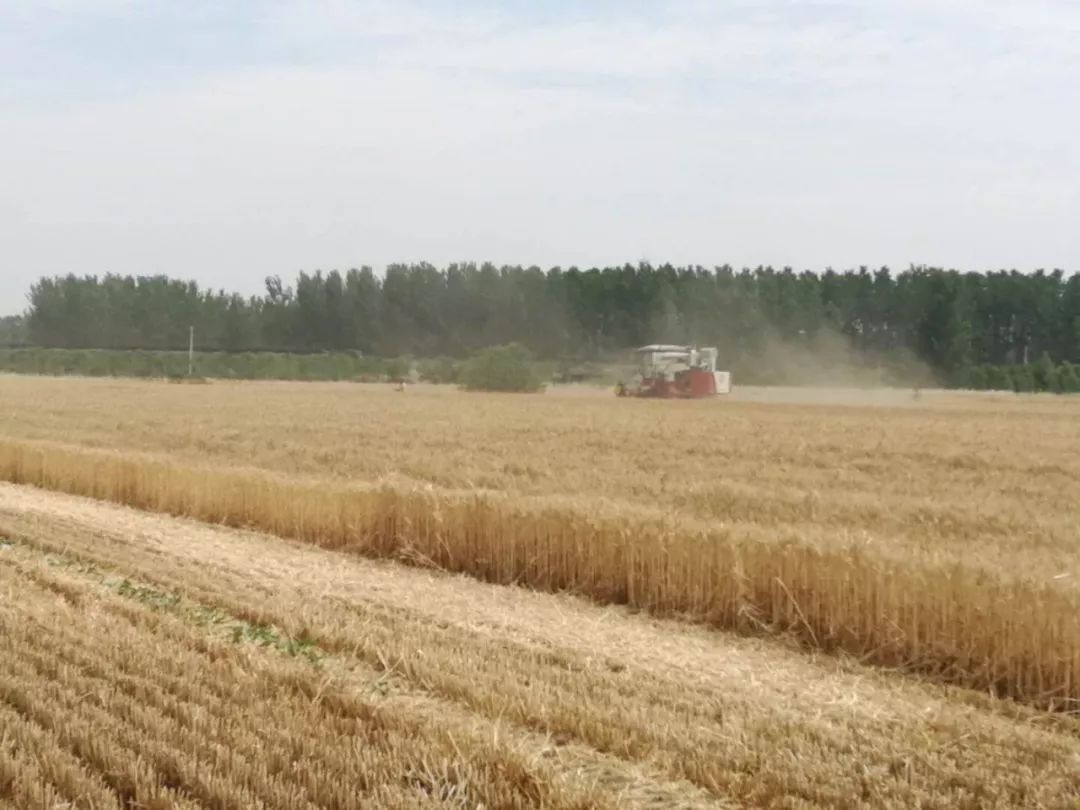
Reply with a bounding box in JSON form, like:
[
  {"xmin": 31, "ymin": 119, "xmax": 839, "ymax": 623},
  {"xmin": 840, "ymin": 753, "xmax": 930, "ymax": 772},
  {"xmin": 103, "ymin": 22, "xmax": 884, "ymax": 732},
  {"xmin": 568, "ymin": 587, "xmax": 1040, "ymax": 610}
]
[{"xmin": 2, "ymin": 482, "xmax": 1080, "ymax": 808}]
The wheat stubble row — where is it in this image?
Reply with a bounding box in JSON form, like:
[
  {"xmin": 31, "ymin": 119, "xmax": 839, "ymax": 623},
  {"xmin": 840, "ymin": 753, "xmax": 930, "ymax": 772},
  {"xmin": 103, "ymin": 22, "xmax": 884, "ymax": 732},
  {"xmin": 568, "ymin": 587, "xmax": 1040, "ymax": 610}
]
[
  {"xmin": 0, "ymin": 539, "xmax": 634, "ymax": 809},
  {"xmin": 2, "ymin": 484, "xmax": 1079, "ymax": 807}
]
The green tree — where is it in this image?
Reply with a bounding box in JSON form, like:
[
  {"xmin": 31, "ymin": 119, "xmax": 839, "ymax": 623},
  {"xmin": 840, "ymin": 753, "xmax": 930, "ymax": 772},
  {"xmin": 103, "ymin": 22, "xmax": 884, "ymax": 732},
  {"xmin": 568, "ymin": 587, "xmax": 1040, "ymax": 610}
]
[
  {"xmin": 222, "ymin": 295, "xmax": 253, "ymax": 352},
  {"xmin": 17, "ymin": 264, "xmax": 1080, "ymax": 388},
  {"xmin": 344, "ymin": 267, "xmax": 381, "ymax": 353},
  {"xmin": 459, "ymin": 343, "xmax": 544, "ymax": 392},
  {"xmin": 0, "ymin": 315, "xmax": 26, "ymax": 346}
]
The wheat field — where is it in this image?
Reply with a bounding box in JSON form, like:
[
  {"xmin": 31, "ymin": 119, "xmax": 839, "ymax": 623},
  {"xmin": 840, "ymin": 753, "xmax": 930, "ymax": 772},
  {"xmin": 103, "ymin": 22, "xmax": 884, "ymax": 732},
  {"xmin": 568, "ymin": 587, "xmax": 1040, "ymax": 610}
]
[
  {"xmin": 3, "ymin": 483, "xmax": 1080, "ymax": 808},
  {"xmin": 2, "ymin": 375, "xmax": 1080, "ymax": 806}
]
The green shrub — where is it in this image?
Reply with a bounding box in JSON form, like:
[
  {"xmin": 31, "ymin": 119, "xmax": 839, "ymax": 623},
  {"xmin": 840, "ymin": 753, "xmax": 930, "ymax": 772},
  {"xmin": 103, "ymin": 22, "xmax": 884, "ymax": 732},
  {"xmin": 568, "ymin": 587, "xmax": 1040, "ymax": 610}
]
[
  {"xmin": 963, "ymin": 365, "xmax": 988, "ymax": 390},
  {"xmin": 1010, "ymin": 364, "xmax": 1035, "ymax": 393},
  {"xmin": 984, "ymin": 365, "xmax": 1012, "ymax": 391},
  {"xmin": 1033, "ymin": 352, "xmax": 1057, "ymax": 392},
  {"xmin": 1058, "ymin": 362, "xmax": 1080, "ymax": 394},
  {"xmin": 383, "ymin": 357, "xmax": 412, "ymax": 382},
  {"xmin": 417, "ymin": 357, "xmax": 460, "ymax": 384},
  {"xmin": 0, "ymin": 348, "xmax": 389, "ymax": 382},
  {"xmin": 459, "ymin": 343, "xmax": 544, "ymax": 393}
]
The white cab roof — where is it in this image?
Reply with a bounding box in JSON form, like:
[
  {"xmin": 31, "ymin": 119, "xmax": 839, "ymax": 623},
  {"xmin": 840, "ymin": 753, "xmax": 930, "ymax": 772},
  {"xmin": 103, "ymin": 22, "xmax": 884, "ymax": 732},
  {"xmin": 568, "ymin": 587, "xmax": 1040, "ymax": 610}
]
[{"xmin": 636, "ymin": 344, "xmax": 691, "ymax": 353}]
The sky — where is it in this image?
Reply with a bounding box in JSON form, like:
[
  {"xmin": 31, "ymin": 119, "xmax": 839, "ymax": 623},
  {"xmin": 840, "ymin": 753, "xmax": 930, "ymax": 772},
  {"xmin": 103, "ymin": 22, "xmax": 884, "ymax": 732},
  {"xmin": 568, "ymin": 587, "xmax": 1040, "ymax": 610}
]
[{"xmin": 1, "ymin": 0, "xmax": 1078, "ymax": 314}]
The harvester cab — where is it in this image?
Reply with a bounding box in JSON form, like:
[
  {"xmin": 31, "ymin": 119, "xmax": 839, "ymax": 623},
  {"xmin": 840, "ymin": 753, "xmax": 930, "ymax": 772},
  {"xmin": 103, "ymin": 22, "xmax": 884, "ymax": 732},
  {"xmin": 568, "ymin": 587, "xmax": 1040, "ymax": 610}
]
[{"xmin": 617, "ymin": 345, "xmax": 732, "ymax": 398}]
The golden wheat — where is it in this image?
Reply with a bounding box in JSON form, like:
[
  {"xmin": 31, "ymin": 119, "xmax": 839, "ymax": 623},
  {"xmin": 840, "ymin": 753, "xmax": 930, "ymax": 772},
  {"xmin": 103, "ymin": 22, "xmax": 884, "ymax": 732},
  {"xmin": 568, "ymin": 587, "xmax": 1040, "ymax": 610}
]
[
  {"xmin": 1, "ymin": 430, "xmax": 1078, "ymax": 708},
  {"xmin": 4, "ymin": 377, "xmax": 1079, "ymax": 568},
  {"xmin": 3, "ymin": 486, "xmax": 1080, "ymax": 807},
  {"xmin": 1, "ymin": 376, "xmax": 1079, "ymax": 707}
]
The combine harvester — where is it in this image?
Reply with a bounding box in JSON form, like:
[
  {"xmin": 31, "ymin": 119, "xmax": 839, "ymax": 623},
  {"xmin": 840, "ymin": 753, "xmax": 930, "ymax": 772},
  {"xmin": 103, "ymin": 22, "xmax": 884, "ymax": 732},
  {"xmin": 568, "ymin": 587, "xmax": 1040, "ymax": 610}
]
[{"xmin": 617, "ymin": 345, "xmax": 732, "ymax": 398}]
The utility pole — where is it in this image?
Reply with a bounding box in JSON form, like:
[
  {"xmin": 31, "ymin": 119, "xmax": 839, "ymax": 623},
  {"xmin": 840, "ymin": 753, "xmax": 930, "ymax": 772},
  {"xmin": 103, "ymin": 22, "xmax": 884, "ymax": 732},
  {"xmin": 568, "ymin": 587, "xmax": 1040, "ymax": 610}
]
[{"xmin": 188, "ymin": 326, "xmax": 195, "ymax": 378}]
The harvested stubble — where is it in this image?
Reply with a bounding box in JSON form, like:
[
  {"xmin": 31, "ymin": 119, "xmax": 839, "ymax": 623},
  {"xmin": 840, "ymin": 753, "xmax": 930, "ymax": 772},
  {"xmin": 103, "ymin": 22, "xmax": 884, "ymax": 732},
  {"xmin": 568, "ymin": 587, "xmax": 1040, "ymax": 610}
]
[
  {"xmin": 1, "ymin": 435, "xmax": 1079, "ymax": 709},
  {"xmin": 0, "ymin": 539, "xmax": 616, "ymax": 809},
  {"xmin": 3, "ymin": 484, "xmax": 1080, "ymax": 808}
]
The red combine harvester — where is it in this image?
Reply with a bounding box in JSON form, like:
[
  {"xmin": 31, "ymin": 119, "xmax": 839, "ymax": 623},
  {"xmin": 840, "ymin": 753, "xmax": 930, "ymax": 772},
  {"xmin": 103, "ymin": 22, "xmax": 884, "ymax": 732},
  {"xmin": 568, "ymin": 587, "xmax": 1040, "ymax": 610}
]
[{"xmin": 616, "ymin": 345, "xmax": 732, "ymax": 399}]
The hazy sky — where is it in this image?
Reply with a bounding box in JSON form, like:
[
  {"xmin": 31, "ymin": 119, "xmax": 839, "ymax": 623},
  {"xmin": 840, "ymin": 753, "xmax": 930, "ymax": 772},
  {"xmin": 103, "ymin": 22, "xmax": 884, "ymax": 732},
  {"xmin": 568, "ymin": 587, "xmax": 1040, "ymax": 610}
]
[{"xmin": 2, "ymin": 0, "xmax": 1078, "ymax": 314}]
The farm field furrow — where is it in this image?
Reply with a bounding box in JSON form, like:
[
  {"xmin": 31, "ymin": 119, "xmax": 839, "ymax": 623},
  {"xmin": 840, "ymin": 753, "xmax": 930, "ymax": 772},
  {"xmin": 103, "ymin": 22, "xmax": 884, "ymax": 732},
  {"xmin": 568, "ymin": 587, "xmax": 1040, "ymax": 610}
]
[{"xmin": 2, "ymin": 483, "xmax": 1080, "ymax": 808}]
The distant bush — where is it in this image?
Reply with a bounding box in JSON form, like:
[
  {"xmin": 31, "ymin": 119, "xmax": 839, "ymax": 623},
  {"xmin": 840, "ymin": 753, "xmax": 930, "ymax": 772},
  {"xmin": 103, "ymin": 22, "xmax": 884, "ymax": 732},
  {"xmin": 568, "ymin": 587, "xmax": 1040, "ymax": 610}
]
[
  {"xmin": 957, "ymin": 360, "xmax": 1080, "ymax": 394},
  {"xmin": 1009, "ymin": 364, "xmax": 1035, "ymax": 393},
  {"xmin": 383, "ymin": 357, "xmax": 412, "ymax": 382},
  {"xmin": 459, "ymin": 344, "xmax": 544, "ymax": 393},
  {"xmin": 1059, "ymin": 362, "xmax": 1080, "ymax": 393},
  {"xmin": 416, "ymin": 357, "xmax": 460, "ymax": 384},
  {"xmin": 963, "ymin": 365, "xmax": 988, "ymax": 390},
  {"xmin": 5, "ymin": 345, "xmax": 1080, "ymax": 395},
  {"xmin": 981, "ymin": 365, "xmax": 1012, "ymax": 391},
  {"xmin": 0, "ymin": 348, "xmax": 390, "ymax": 382},
  {"xmin": 1033, "ymin": 352, "xmax": 1058, "ymax": 392}
]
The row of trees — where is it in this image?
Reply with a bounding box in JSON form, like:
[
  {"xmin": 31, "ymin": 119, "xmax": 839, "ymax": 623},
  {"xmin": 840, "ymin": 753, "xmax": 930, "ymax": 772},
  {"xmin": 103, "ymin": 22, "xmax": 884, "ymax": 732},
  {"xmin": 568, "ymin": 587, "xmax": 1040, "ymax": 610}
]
[{"xmin": 19, "ymin": 264, "xmax": 1080, "ymax": 382}]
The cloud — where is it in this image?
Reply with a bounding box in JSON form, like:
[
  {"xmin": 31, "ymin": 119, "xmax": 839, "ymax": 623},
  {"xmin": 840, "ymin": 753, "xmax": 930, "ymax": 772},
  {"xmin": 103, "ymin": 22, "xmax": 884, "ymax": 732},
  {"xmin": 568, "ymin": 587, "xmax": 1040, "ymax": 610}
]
[{"xmin": 0, "ymin": 0, "xmax": 1077, "ymax": 313}]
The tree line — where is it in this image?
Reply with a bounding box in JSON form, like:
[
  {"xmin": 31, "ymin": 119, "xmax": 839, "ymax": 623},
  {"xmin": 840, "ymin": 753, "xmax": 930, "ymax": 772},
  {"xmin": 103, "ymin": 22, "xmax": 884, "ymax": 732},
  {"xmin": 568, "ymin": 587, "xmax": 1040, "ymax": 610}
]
[{"xmin": 16, "ymin": 264, "xmax": 1080, "ymax": 385}]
